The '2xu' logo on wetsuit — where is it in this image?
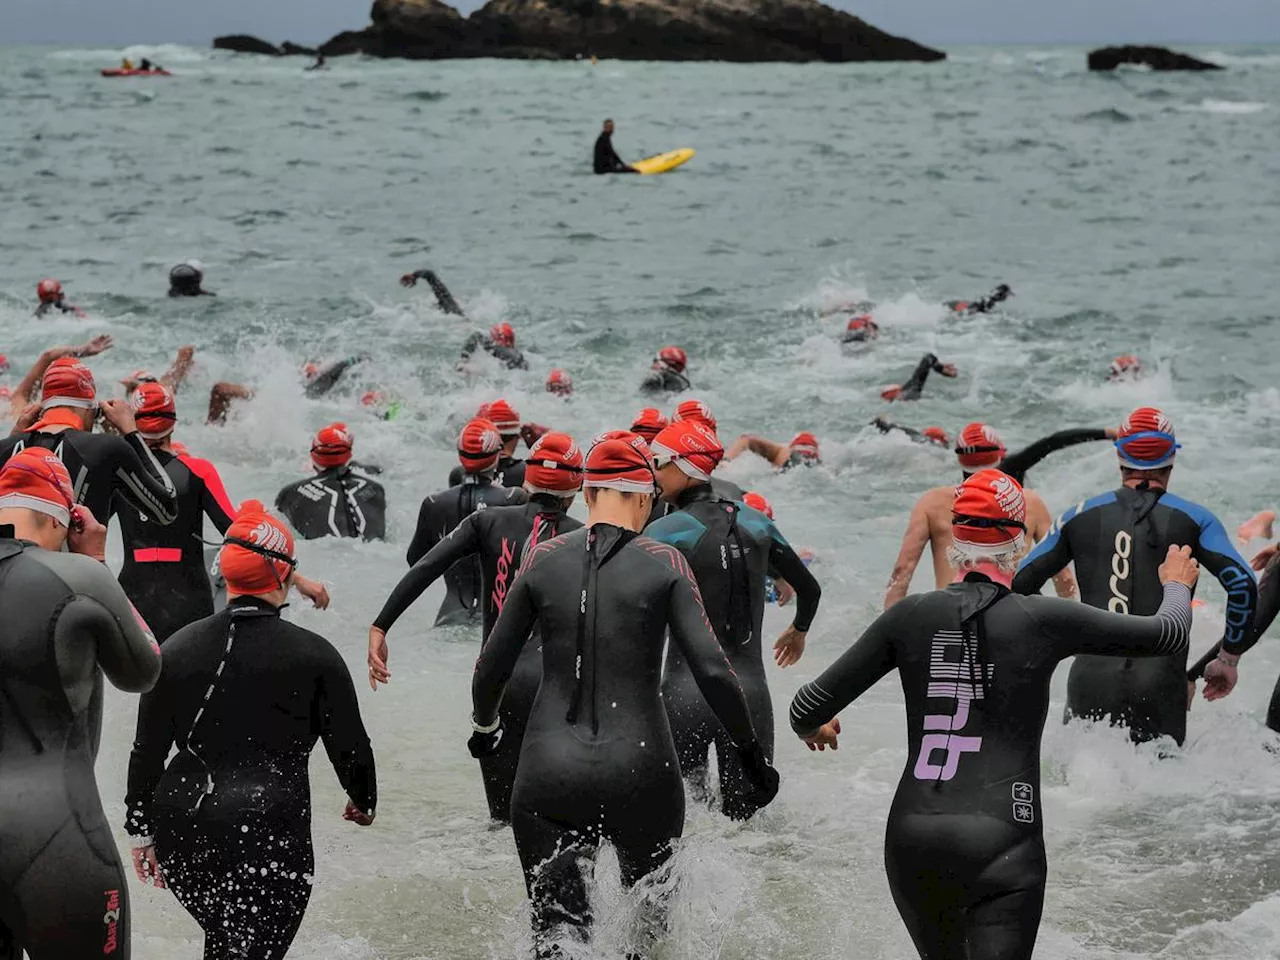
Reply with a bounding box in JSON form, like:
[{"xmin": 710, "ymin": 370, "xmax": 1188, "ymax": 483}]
[
  {"xmin": 912, "ymin": 630, "xmax": 991, "ymax": 782},
  {"xmin": 491, "ymin": 537, "xmax": 516, "ymax": 613}
]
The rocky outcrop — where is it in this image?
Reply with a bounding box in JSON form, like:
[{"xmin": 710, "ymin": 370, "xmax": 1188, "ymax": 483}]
[
  {"xmin": 316, "ymin": 0, "xmax": 945, "ymax": 62},
  {"xmin": 1087, "ymin": 45, "xmax": 1222, "ymax": 72},
  {"xmin": 213, "ymin": 34, "xmax": 284, "ymax": 55}
]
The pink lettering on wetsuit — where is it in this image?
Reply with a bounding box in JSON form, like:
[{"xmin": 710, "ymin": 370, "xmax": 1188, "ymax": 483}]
[{"xmin": 912, "ymin": 629, "xmax": 991, "ymax": 782}]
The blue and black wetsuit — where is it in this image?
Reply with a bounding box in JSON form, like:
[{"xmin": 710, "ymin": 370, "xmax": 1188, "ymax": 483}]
[
  {"xmin": 646, "ymin": 485, "xmax": 820, "ymax": 818},
  {"xmin": 790, "ymin": 575, "xmax": 1192, "ymax": 960},
  {"xmin": 1013, "ymin": 485, "xmax": 1257, "ymax": 744}
]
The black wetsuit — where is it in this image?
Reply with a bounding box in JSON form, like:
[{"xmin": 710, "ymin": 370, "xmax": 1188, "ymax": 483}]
[
  {"xmin": 275, "ymin": 466, "xmax": 387, "ymax": 541},
  {"xmin": 405, "ymin": 476, "xmax": 525, "ymax": 626},
  {"xmin": 640, "ymin": 368, "xmax": 690, "ymax": 396},
  {"xmin": 895, "ymin": 353, "xmax": 950, "ymax": 402},
  {"xmin": 406, "ymin": 269, "xmax": 465, "ymax": 316},
  {"xmin": 948, "ymin": 287, "xmax": 1011, "ymax": 315},
  {"xmin": 447, "ymin": 454, "xmax": 526, "ymax": 490},
  {"xmin": 996, "ymin": 428, "xmax": 1109, "ymax": 485},
  {"xmin": 460, "ymin": 332, "xmax": 528, "ymax": 371},
  {"xmin": 874, "ymin": 418, "xmax": 943, "ymax": 447},
  {"xmin": 124, "ymin": 598, "xmax": 376, "ymax": 960},
  {"xmin": 116, "ymin": 449, "xmax": 237, "ymax": 643},
  {"xmin": 0, "ymin": 535, "xmax": 161, "ymax": 960},
  {"xmin": 303, "ymin": 356, "xmax": 363, "ymax": 399},
  {"xmin": 375, "ymin": 495, "xmax": 581, "ymax": 820},
  {"xmin": 34, "ymin": 300, "xmax": 81, "ymax": 317},
  {"xmin": 1254, "ymin": 553, "xmax": 1280, "ymax": 731},
  {"xmin": 790, "ymin": 576, "xmax": 1192, "ymax": 960},
  {"xmin": 646, "ymin": 486, "xmax": 820, "ymax": 818},
  {"xmin": 473, "ymin": 524, "xmax": 764, "ymax": 954},
  {"xmin": 1014, "ymin": 486, "xmax": 1257, "ymax": 744},
  {"xmin": 593, "ymin": 132, "xmax": 635, "ymax": 174},
  {"xmin": 0, "ymin": 428, "xmax": 177, "ymax": 528}
]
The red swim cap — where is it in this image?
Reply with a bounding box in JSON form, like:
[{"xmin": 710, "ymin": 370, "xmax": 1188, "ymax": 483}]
[
  {"xmin": 524, "ymin": 432, "xmax": 584, "ymax": 495},
  {"xmin": 790, "ymin": 432, "xmax": 820, "ymax": 461},
  {"xmin": 656, "ymin": 346, "xmax": 687, "ymax": 374},
  {"xmin": 923, "ymin": 426, "xmax": 949, "ymax": 446},
  {"xmin": 311, "ymin": 422, "xmax": 354, "ymax": 470},
  {"xmin": 630, "ymin": 408, "xmax": 669, "ymax": 443},
  {"xmin": 651, "ymin": 420, "xmax": 724, "ymax": 482},
  {"xmin": 0, "ymin": 447, "xmax": 75, "ymax": 526},
  {"xmin": 847, "ymin": 314, "xmax": 877, "ymax": 332},
  {"xmin": 1109, "ymin": 355, "xmax": 1143, "ymax": 380},
  {"xmin": 220, "ymin": 500, "xmax": 296, "ymax": 597},
  {"xmin": 743, "ymin": 491, "xmax": 774, "ymax": 520},
  {"xmin": 37, "ymin": 279, "xmax": 63, "ymax": 304},
  {"xmin": 40, "ymin": 357, "xmax": 97, "ymax": 410},
  {"xmin": 672, "ymin": 398, "xmax": 716, "ymax": 432},
  {"xmin": 484, "ymin": 399, "xmax": 521, "ymax": 437},
  {"xmin": 1115, "ymin": 407, "xmax": 1179, "ymax": 470},
  {"xmin": 130, "ymin": 382, "xmax": 177, "ymax": 440},
  {"xmin": 490, "ymin": 323, "xmax": 516, "ymax": 348},
  {"xmin": 955, "ymin": 422, "xmax": 1006, "ymax": 471},
  {"xmin": 546, "ymin": 369, "xmax": 573, "ymax": 397},
  {"xmin": 880, "ymin": 385, "xmax": 903, "ymax": 402},
  {"xmin": 584, "ymin": 431, "xmax": 657, "ymax": 494},
  {"xmin": 458, "ymin": 418, "xmax": 503, "ymax": 473},
  {"xmin": 302, "ymin": 362, "xmax": 320, "ymax": 381},
  {"xmin": 951, "ymin": 469, "xmax": 1027, "ymax": 559},
  {"xmin": 360, "ymin": 390, "xmax": 383, "ymax": 408}
]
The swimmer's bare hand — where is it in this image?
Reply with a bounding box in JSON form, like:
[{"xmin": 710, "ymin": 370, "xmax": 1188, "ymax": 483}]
[
  {"xmin": 1203, "ymin": 654, "xmax": 1239, "ymax": 702},
  {"xmin": 68, "ymin": 507, "xmax": 108, "ymax": 562},
  {"xmin": 131, "ymin": 845, "xmax": 167, "ymax": 888},
  {"xmin": 939, "ymin": 363, "xmax": 959, "ymax": 378},
  {"xmin": 343, "ymin": 800, "xmax": 375, "ymax": 826},
  {"xmin": 773, "ymin": 626, "xmax": 806, "ymax": 667},
  {"xmin": 1157, "ymin": 545, "xmax": 1199, "ymax": 588},
  {"xmin": 293, "ymin": 574, "xmax": 330, "ymax": 609},
  {"xmin": 775, "ymin": 579, "xmax": 795, "ymax": 607},
  {"xmin": 803, "ymin": 718, "xmax": 840, "ymax": 752},
  {"xmin": 98, "ymin": 398, "xmax": 138, "ymax": 435},
  {"xmin": 399, "ymin": 273, "xmax": 418, "ymax": 287},
  {"xmin": 72, "ymin": 335, "xmax": 114, "ymax": 359},
  {"xmin": 1250, "ymin": 543, "xmax": 1279, "ymax": 572},
  {"xmin": 1104, "ymin": 427, "xmax": 1119, "ymax": 441},
  {"xmin": 13, "ymin": 403, "xmax": 40, "ymax": 434},
  {"xmin": 368, "ymin": 626, "xmax": 390, "ymax": 689}
]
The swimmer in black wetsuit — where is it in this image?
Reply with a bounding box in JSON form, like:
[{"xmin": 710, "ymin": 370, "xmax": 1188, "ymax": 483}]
[
  {"xmin": 593, "ymin": 118, "xmax": 638, "ymax": 175},
  {"xmin": 0, "ymin": 449, "xmax": 161, "ymax": 960},
  {"xmin": 0, "ymin": 357, "xmax": 177, "ymax": 527},
  {"xmin": 460, "ymin": 322, "xmax": 529, "ymax": 371},
  {"xmin": 669, "ymin": 399, "xmax": 747, "ymax": 499},
  {"xmin": 447, "ymin": 399, "xmax": 527, "ymax": 489},
  {"xmin": 842, "ymin": 314, "xmax": 880, "ymax": 344},
  {"xmin": 168, "ymin": 262, "xmax": 214, "ymax": 297},
  {"xmin": 400, "ymin": 267, "xmax": 466, "ymax": 316},
  {"xmin": 640, "ymin": 345, "xmax": 690, "ymax": 396},
  {"xmin": 124, "ymin": 503, "xmax": 376, "ymax": 960},
  {"xmin": 948, "ymin": 283, "xmax": 1012, "ymax": 315},
  {"xmin": 275, "ymin": 422, "xmax": 387, "ymax": 541},
  {"xmin": 791, "ymin": 470, "xmax": 1199, "ymax": 960},
  {"xmin": 881, "ymin": 353, "xmax": 959, "ymax": 402},
  {"xmin": 369, "ymin": 432, "xmax": 584, "ymax": 821},
  {"xmin": 468, "ymin": 432, "xmax": 776, "ymax": 957},
  {"xmin": 407, "ymin": 418, "xmax": 526, "ymax": 627},
  {"xmin": 723, "ymin": 430, "xmax": 822, "ymax": 471},
  {"xmin": 873, "ymin": 417, "xmax": 950, "ymax": 449},
  {"xmin": 34, "ymin": 277, "xmax": 86, "ymax": 318},
  {"xmin": 115, "ymin": 383, "xmax": 237, "ymax": 643},
  {"xmin": 1251, "ymin": 546, "xmax": 1280, "ymax": 730},
  {"xmin": 954, "ymin": 419, "xmax": 1115, "ymax": 486},
  {"xmin": 645, "ymin": 421, "xmax": 820, "ymax": 818},
  {"xmin": 302, "ymin": 355, "xmax": 365, "ymax": 399},
  {"xmin": 1014, "ymin": 407, "xmax": 1258, "ymax": 745}
]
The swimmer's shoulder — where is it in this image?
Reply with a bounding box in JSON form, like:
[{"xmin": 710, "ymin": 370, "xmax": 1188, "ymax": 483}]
[{"xmin": 644, "ymin": 509, "xmax": 707, "ymax": 551}]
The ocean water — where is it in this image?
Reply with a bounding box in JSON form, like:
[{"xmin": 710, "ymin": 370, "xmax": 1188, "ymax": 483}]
[{"xmin": 2, "ymin": 42, "xmax": 1280, "ymax": 960}]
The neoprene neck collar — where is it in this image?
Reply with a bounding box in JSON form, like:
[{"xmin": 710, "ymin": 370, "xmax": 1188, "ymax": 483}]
[
  {"xmin": 227, "ymin": 595, "xmax": 283, "ymax": 616},
  {"xmin": 674, "ymin": 483, "xmax": 716, "ymax": 509}
]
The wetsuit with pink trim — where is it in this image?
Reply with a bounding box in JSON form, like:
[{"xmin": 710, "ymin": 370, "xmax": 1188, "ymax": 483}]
[
  {"xmin": 115, "ymin": 451, "xmax": 237, "ymax": 642},
  {"xmin": 374, "ymin": 495, "xmax": 581, "ymax": 820}
]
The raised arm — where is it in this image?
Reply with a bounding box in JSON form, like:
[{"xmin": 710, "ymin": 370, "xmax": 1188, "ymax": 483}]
[
  {"xmin": 160, "ymin": 346, "xmax": 195, "ymax": 393},
  {"xmin": 884, "ymin": 498, "xmax": 931, "ymax": 609},
  {"xmin": 1000, "ymin": 428, "xmax": 1110, "ymax": 484},
  {"xmin": 724, "ymin": 434, "xmax": 788, "ymax": 468},
  {"xmin": 10, "ymin": 336, "xmax": 114, "ymax": 413}
]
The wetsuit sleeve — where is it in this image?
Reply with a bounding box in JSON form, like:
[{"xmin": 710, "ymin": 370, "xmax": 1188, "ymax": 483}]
[
  {"xmin": 789, "ymin": 599, "xmax": 905, "ymax": 737},
  {"xmin": 766, "ymin": 524, "xmax": 821, "ymax": 632},
  {"xmin": 471, "ymin": 564, "xmax": 539, "ymax": 728},
  {"xmin": 874, "ymin": 419, "xmax": 925, "ymax": 442},
  {"xmin": 1035, "ymin": 583, "xmax": 1193, "ymax": 661},
  {"xmin": 897, "ymin": 354, "xmax": 938, "ymax": 400},
  {"xmin": 185, "ymin": 455, "xmax": 237, "ymax": 534},
  {"xmin": 666, "ymin": 566, "xmax": 758, "ymax": 748},
  {"xmin": 413, "ymin": 270, "xmax": 465, "ymax": 316},
  {"xmin": 54, "ymin": 554, "xmax": 162, "ymax": 692},
  {"xmin": 1000, "ymin": 429, "xmax": 1108, "ymax": 484},
  {"xmin": 1193, "ymin": 516, "xmax": 1258, "ymax": 657},
  {"xmin": 314, "ymin": 643, "xmax": 378, "ymax": 814},
  {"xmin": 124, "ymin": 680, "xmax": 176, "ymax": 841},
  {"xmin": 639, "ymin": 371, "xmax": 666, "ymax": 395},
  {"xmin": 374, "ymin": 514, "xmax": 482, "ymax": 632},
  {"xmin": 406, "ymin": 496, "xmax": 444, "ymax": 566},
  {"xmin": 114, "ymin": 432, "xmax": 179, "ymax": 525},
  {"xmin": 304, "ymin": 356, "xmax": 363, "ymax": 398},
  {"xmin": 460, "ymin": 332, "xmax": 485, "ymax": 361},
  {"xmin": 1012, "ymin": 514, "xmax": 1075, "ymax": 595}
]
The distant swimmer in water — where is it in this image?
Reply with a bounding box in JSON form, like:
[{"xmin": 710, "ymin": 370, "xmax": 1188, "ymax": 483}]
[
  {"xmin": 545, "ymin": 368, "xmax": 573, "ymax": 397},
  {"xmin": 409, "ymin": 418, "xmax": 525, "ymax": 627},
  {"xmin": 884, "ymin": 419, "xmax": 1119, "ymax": 608},
  {"xmin": 842, "ymin": 314, "xmax": 880, "ymax": 344},
  {"xmin": 630, "ymin": 407, "xmax": 670, "ymax": 443},
  {"xmin": 167, "ymin": 261, "xmax": 214, "ymax": 297},
  {"xmin": 34, "ymin": 278, "xmax": 87, "ymax": 318},
  {"xmin": 646, "ymin": 421, "xmax": 820, "ymax": 819},
  {"xmin": 461, "ymin": 322, "xmax": 529, "ymax": 371},
  {"xmin": 448, "ymin": 399, "xmax": 528, "ymax": 488},
  {"xmin": 947, "ymin": 283, "xmax": 1012, "ymax": 315},
  {"xmin": 470, "ymin": 432, "xmax": 776, "ymax": 957},
  {"xmin": 670, "ymin": 398, "xmax": 745, "ymax": 498},
  {"xmin": 742, "ymin": 492, "xmax": 817, "ymax": 607},
  {"xmin": 301, "ymin": 355, "xmax": 365, "ymax": 398},
  {"xmin": 724, "ymin": 430, "xmax": 821, "ymax": 471},
  {"xmin": 593, "ymin": 118, "xmax": 638, "ymax": 175},
  {"xmin": 1107, "ymin": 354, "xmax": 1144, "ymax": 381},
  {"xmin": 880, "ymin": 353, "xmax": 958, "ymax": 402},
  {"xmin": 369, "ymin": 432, "xmax": 584, "ymax": 821},
  {"xmin": 1014, "ymin": 407, "xmax": 1258, "ymax": 745},
  {"xmin": 276, "ymin": 422, "xmax": 387, "ymax": 541},
  {"xmin": 0, "ymin": 449, "xmax": 161, "ymax": 960},
  {"xmin": 791, "ymin": 470, "xmax": 1199, "ymax": 960},
  {"xmin": 306, "ymin": 54, "xmax": 326, "ymax": 71},
  {"xmin": 872, "ymin": 417, "xmax": 950, "ymax": 448},
  {"xmin": 400, "ymin": 266, "xmax": 466, "ymax": 316},
  {"xmin": 640, "ymin": 345, "xmax": 690, "ymax": 396},
  {"xmin": 3, "ymin": 335, "xmax": 113, "ymax": 420},
  {"xmin": 124, "ymin": 503, "xmax": 375, "ymax": 960}
]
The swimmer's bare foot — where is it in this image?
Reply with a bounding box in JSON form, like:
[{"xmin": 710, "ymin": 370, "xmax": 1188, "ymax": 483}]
[{"xmin": 1237, "ymin": 510, "xmax": 1276, "ymax": 546}]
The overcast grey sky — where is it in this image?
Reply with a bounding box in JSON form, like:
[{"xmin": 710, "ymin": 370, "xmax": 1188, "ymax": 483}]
[{"xmin": 4, "ymin": 0, "xmax": 1277, "ymax": 47}]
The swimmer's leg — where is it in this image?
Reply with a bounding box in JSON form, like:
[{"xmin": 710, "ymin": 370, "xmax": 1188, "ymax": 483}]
[
  {"xmin": 965, "ymin": 837, "xmax": 1047, "ymax": 960},
  {"xmin": 512, "ymin": 807, "xmax": 598, "ymax": 956},
  {"xmin": 617, "ymin": 838, "xmax": 678, "ymax": 960}
]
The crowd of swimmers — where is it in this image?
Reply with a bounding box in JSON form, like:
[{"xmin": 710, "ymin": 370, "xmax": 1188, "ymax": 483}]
[{"xmin": 1, "ymin": 264, "xmax": 1277, "ymax": 960}]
